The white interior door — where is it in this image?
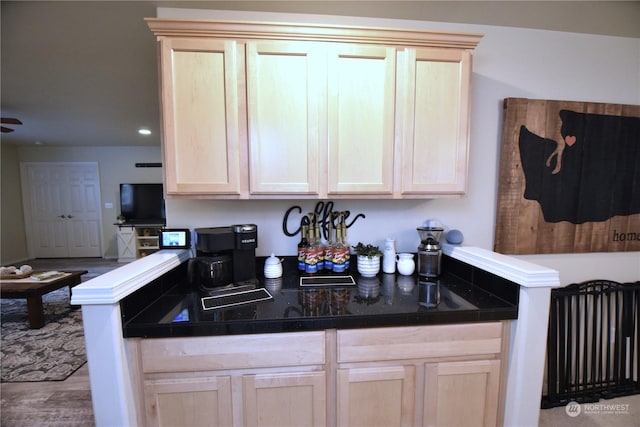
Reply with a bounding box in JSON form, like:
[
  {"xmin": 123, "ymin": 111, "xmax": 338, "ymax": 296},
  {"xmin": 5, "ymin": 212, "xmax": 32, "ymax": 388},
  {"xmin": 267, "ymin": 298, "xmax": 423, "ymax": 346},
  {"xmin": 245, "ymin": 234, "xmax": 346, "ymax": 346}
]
[{"xmin": 21, "ymin": 162, "xmax": 103, "ymax": 258}]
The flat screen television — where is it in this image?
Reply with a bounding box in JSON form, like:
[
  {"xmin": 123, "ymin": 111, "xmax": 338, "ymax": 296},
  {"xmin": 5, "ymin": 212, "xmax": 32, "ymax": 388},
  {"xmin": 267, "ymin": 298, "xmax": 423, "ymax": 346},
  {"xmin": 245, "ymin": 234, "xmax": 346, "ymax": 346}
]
[{"xmin": 119, "ymin": 183, "xmax": 166, "ymax": 225}]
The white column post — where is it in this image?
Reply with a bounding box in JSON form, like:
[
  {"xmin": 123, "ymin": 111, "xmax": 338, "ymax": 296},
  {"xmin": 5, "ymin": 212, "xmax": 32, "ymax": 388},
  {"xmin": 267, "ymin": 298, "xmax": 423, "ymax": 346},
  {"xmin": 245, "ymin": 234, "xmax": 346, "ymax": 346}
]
[
  {"xmin": 81, "ymin": 303, "xmax": 138, "ymax": 426},
  {"xmin": 71, "ymin": 250, "xmax": 191, "ymax": 427},
  {"xmin": 503, "ymin": 285, "xmax": 555, "ymax": 426}
]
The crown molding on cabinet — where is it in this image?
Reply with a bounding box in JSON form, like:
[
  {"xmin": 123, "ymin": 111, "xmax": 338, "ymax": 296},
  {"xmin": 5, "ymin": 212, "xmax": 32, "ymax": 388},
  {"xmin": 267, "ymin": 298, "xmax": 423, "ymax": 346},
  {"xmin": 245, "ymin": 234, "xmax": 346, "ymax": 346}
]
[{"xmin": 145, "ymin": 18, "xmax": 483, "ymax": 50}]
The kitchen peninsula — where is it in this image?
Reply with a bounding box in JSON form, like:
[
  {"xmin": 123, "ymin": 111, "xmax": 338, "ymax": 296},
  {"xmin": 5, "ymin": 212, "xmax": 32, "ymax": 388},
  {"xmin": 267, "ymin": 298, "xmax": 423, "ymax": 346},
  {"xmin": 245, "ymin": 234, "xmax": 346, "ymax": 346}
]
[{"xmin": 72, "ymin": 245, "xmax": 560, "ymax": 426}]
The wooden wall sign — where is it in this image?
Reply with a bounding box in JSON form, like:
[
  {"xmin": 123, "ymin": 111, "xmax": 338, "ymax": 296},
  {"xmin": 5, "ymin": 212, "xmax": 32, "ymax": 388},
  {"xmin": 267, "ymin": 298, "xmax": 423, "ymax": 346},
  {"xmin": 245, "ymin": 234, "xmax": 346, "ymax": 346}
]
[{"xmin": 494, "ymin": 98, "xmax": 640, "ymax": 254}]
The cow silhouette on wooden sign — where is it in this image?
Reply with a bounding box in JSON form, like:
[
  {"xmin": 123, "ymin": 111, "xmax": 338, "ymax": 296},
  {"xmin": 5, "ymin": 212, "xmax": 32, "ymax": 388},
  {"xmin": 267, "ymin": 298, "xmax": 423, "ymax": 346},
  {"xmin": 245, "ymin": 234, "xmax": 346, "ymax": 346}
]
[{"xmin": 494, "ymin": 98, "xmax": 640, "ymax": 254}]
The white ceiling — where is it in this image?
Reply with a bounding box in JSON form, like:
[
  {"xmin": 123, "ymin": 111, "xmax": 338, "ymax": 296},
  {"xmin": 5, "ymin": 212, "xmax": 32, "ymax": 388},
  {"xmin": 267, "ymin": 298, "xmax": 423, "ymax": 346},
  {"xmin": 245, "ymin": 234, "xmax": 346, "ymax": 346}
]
[{"xmin": 2, "ymin": 1, "xmax": 639, "ymax": 148}]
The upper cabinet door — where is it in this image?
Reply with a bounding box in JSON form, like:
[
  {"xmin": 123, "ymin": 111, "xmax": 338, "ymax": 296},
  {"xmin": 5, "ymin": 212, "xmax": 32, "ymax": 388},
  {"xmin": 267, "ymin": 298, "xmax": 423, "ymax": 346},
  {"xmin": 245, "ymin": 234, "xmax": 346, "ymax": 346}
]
[
  {"xmin": 327, "ymin": 45, "xmax": 397, "ymax": 195},
  {"xmin": 159, "ymin": 38, "xmax": 244, "ymax": 196},
  {"xmin": 401, "ymin": 48, "xmax": 472, "ymax": 195},
  {"xmin": 246, "ymin": 41, "xmax": 324, "ymax": 195}
]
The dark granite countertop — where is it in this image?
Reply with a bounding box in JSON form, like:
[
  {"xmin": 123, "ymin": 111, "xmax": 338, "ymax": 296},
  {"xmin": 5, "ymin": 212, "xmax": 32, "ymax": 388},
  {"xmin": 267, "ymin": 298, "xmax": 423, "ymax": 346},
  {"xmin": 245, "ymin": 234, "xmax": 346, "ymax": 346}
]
[{"xmin": 121, "ymin": 255, "xmax": 518, "ymax": 338}]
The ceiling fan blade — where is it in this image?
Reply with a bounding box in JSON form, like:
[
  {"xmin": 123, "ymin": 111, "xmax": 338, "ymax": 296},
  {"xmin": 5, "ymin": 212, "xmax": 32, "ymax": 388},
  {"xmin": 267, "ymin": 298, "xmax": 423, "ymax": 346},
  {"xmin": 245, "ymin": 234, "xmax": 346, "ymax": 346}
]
[
  {"xmin": 1, "ymin": 118, "xmax": 22, "ymax": 125},
  {"xmin": 1, "ymin": 126, "xmax": 15, "ymax": 133}
]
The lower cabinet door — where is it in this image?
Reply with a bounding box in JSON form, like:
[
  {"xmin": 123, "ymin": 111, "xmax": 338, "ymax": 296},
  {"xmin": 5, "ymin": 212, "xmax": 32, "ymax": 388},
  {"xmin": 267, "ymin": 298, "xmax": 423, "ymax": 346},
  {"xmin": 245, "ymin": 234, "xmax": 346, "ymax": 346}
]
[
  {"xmin": 243, "ymin": 371, "xmax": 326, "ymax": 427},
  {"xmin": 423, "ymin": 360, "xmax": 501, "ymax": 427},
  {"xmin": 337, "ymin": 365, "xmax": 416, "ymax": 427},
  {"xmin": 144, "ymin": 375, "xmax": 233, "ymax": 427}
]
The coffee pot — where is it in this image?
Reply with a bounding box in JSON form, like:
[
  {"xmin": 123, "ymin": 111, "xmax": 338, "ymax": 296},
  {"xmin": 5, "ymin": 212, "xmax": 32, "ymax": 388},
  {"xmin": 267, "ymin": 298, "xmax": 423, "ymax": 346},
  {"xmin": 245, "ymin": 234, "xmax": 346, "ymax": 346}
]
[
  {"xmin": 417, "ymin": 226, "xmax": 443, "ymax": 278},
  {"xmin": 193, "ymin": 255, "xmax": 233, "ymax": 290}
]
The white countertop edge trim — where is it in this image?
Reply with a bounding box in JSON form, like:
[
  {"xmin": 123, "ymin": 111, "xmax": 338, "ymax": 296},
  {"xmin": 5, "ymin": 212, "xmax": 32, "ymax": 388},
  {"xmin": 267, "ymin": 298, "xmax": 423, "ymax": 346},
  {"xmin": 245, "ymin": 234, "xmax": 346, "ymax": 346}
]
[
  {"xmin": 443, "ymin": 244, "xmax": 561, "ymax": 288},
  {"xmin": 70, "ymin": 250, "xmax": 191, "ymax": 305}
]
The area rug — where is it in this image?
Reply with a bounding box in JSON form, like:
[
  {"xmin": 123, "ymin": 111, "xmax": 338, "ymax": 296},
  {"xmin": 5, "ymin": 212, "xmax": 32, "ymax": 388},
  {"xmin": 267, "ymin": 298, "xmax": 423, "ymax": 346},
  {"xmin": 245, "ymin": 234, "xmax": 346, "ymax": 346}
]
[{"xmin": 1, "ymin": 287, "xmax": 86, "ymax": 382}]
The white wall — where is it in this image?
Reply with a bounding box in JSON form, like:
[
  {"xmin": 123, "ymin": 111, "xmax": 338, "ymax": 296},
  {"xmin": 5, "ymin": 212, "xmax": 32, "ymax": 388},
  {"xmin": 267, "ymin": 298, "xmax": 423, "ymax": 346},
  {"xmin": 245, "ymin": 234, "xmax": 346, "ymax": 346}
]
[
  {"xmin": 161, "ymin": 8, "xmax": 640, "ymax": 285},
  {"xmin": 0, "ymin": 143, "xmax": 28, "ymax": 264},
  {"xmin": 14, "ymin": 146, "xmax": 162, "ymax": 259}
]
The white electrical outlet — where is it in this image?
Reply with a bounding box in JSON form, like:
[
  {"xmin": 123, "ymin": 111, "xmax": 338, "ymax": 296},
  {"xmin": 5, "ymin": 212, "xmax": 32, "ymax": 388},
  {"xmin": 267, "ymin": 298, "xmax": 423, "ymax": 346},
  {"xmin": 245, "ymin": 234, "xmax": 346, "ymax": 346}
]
[{"xmin": 105, "ymin": 202, "xmax": 113, "ymax": 209}]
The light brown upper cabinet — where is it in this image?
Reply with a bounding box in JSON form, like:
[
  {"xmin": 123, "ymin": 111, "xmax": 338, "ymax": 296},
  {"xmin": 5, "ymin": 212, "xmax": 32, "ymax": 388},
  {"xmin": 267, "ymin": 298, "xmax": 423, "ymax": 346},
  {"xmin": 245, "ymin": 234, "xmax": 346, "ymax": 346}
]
[
  {"xmin": 399, "ymin": 47, "xmax": 472, "ymax": 195},
  {"xmin": 327, "ymin": 44, "xmax": 397, "ymax": 195},
  {"xmin": 246, "ymin": 41, "xmax": 323, "ymax": 195},
  {"xmin": 147, "ymin": 19, "xmax": 481, "ymax": 199},
  {"xmin": 157, "ymin": 37, "xmax": 246, "ymax": 196}
]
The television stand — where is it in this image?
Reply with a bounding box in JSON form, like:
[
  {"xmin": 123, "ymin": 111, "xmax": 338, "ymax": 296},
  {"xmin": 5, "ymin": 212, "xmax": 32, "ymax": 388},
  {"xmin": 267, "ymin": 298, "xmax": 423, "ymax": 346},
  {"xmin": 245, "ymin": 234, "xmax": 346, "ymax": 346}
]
[{"xmin": 116, "ymin": 224, "xmax": 164, "ymax": 262}]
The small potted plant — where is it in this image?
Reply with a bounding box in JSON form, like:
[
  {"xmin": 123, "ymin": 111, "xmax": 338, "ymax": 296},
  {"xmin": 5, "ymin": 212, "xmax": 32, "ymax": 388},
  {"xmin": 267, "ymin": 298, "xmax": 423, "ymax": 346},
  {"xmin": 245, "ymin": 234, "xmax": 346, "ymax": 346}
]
[
  {"xmin": 353, "ymin": 242, "xmax": 382, "ymax": 277},
  {"xmin": 116, "ymin": 214, "xmax": 126, "ymax": 225}
]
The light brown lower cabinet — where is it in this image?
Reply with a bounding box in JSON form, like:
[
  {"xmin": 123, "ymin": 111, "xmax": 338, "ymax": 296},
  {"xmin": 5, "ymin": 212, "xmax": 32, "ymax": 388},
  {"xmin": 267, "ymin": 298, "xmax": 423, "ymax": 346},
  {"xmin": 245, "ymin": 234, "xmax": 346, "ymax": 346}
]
[
  {"xmin": 144, "ymin": 370, "xmax": 326, "ymax": 427},
  {"xmin": 335, "ymin": 360, "xmax": 501, "ymax": 427},
  {"xmin": 144, "ymin": 374, "xmax": 233, "ymax": 426},
  {"xmin": 132, "ymin": 322, "xmax": 507, "ymax": 426},
  {"xmin": 423, "ymin": 360, "xmax": 501, "ymax": 427},
  {"xmin": 337, "ymin": 365, "xmax": 416, "ymax": 426},
  {"xmin": 243, "ymin": 371, "xmax": 327, "ymax": 426}
]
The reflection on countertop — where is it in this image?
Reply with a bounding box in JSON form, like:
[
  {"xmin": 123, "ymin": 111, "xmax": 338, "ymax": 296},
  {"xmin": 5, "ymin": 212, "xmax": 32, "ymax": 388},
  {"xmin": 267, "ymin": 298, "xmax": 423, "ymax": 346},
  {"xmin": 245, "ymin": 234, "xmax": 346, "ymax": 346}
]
[{"xmin": 122, "ymin": 255, "xmax": 518, "ymax": 338}]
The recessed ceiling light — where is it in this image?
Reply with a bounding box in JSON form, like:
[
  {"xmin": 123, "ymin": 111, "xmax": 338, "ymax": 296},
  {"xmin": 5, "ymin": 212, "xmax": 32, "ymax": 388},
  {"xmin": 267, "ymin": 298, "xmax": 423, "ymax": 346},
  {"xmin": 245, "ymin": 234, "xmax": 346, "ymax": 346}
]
[
  {"xmin": 34, "ymin": 141, "xmax": 43, "ymax": 145},
  {"xmin": 138, "ymin": 128, "xmax": 151, "ymax": 136}
]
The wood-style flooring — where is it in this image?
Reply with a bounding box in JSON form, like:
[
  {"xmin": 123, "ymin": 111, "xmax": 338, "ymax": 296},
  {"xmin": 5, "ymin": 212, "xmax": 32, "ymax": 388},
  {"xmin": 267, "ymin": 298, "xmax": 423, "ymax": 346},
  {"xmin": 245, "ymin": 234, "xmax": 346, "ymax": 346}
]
[{"xmin": 1, "ymin": 365, "xmax": 94, "ymax": 427}]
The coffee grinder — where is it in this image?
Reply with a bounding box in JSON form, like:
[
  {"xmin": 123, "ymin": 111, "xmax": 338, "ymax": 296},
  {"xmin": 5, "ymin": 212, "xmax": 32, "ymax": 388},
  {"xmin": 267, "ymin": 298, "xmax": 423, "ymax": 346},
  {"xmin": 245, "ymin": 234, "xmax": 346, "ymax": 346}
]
[{"xmin": 417, "ymin": 226, "xmax": 444, "ymax": 278}]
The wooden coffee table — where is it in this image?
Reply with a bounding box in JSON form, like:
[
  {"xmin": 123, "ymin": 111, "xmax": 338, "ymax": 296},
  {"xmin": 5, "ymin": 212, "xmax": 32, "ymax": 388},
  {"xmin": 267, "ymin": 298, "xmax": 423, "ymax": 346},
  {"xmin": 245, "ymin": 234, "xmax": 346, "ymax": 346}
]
[{"xmin": 0, "ymin": 270, "xmax": 88, "ymax": 329}]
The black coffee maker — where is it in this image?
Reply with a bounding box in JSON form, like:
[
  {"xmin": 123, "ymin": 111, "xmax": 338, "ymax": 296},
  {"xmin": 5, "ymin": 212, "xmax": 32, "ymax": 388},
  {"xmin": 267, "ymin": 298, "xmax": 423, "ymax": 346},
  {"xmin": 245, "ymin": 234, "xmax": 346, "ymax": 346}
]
[{"xmin": 194, "ymin": 225, "xmax": 258, "ymax": 294}]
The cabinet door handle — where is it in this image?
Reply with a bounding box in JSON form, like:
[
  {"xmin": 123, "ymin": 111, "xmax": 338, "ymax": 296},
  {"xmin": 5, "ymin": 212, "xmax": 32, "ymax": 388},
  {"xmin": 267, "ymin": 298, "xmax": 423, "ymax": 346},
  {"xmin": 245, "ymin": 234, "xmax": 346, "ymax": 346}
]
[{"xmin": 67, "ymin": 215, "xmax": 74, "ymax": 219}]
